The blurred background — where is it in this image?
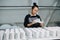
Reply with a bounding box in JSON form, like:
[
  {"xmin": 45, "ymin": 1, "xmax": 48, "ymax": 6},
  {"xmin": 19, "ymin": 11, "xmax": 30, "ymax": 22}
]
[{"xmin": 0, "ymin": 0, "xmax": 60, "ymax": 28}]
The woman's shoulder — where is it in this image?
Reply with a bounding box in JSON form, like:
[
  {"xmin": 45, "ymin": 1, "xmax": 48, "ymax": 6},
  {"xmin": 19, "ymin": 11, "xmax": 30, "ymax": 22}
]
[
  {"xmin": 36, "ymin": 14, "xmax": 40, "ymax": 18},
  {"xmin": 25, "ymin": 14, "xmax": 30, "ymax": 17},
  {"xmin": 26, "ymin": 14, "xmax": 30, "ymax": 16},
  {"xmin": 36, "ymin": 14, "xmax": 42, "ymax": 21}
]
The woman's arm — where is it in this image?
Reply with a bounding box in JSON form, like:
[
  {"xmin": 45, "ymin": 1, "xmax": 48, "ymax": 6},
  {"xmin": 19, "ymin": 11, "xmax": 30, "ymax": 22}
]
[
  {"xmin": 40, "ymin": 23, "xmax": 44, "ymax": 27},
  {"xmin": 24, "ymin": 15, "xmax": 36, "ymax": 27},
  {"xmin": 24, "ymin": 15, "xmax": 29, "ymax": 27},
  {"xmin": 27, "ymin": 23, "xmax": 33, "ymax": 27},
  {"xmin": 27, "ymin": 21, "xmax": 36, "ymax": 27},
  {"xmin": 37, "ymin": 15, "xmax": 44, "ymax": 27}
]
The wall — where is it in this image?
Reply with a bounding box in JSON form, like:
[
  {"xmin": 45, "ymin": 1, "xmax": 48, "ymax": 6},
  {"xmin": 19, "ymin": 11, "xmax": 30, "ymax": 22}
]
[{"xmin": 0, "ymin": 0, "xmax": 57, "ymax": 27}]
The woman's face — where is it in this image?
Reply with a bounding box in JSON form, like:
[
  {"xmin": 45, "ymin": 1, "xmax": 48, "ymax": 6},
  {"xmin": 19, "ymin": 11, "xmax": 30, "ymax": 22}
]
[{"xmin": 32, "ymin": 7, "xmax": 38, "ymax": 15}]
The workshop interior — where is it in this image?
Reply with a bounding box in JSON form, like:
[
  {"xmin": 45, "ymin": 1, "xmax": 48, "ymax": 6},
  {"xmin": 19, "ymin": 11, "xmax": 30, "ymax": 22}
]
[{"xmin": 0, "ymin": 0, "xmax": 60, "ymax": 40}]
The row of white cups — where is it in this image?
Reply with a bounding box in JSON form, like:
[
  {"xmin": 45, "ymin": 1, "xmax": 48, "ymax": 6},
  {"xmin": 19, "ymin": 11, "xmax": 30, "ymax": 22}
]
[{"xmin": 0, "ymin": 27, "xmax": 60, "ymax": 40}]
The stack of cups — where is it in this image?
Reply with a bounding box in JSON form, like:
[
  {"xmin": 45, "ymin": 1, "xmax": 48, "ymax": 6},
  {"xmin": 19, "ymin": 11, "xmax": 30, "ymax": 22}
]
[
  {"xmin": 14, "ymin": 28, "xmax": 20, "ymax": 40},
  {"xmin": 24, "ymin": 28, "xmax": 32, "ymax": 39},
  {"xmin": 19, "ymin": 28, "xmax": 26, "ymax": 40},
  {"xmin": 56, "ymin": 27, "xmax": 60, "ymax": 39},
  {"xmin": 38, "ymin": 28, "xmax": 47, "ymax": 38},
  {"xmin": 4, "ymin": 29, "xmax": 10, "ymax": 40},
  {"xmin": 44, "ymin": 27, "xmax": 56, "ymax": 38},
  {"xmin": 9, "ymin": 29, "xmax": 14, "ymax": 40},
  {"xmin": 0, "ymin": 30, "xmax": 4, "ymax": 40},
  {"xmin": 29, "ymin": 28, "xmax": 40, "ymax": 38}
]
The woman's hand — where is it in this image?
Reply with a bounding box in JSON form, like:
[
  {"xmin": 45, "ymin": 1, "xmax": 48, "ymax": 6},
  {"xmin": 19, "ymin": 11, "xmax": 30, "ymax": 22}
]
[
  {"xmin": 27, "ymin": 20, "xmax": 36, "ymax": 27},
  {"xmin": 40, "ymin": 23, "xmax": 44, "ymax": 27},
  {"xmin": 40, "ymin": 21, "xmax": 44, "ymax": 27},
  {"xmin": 31, "ymin": 20, "xmax": 37, "ymax": 24}
]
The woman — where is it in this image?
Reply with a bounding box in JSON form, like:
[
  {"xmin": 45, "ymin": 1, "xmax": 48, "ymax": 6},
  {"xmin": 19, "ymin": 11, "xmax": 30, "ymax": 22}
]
[{"xmin": 24, "ymin": 3, "xmax": 44, "ymax": 28}]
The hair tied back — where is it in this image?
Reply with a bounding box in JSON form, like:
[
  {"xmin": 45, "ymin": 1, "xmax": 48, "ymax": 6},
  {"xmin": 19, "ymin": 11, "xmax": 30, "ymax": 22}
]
[{"xmin": 33, "ymin": 2, "xmax": 37, "ymax": 6}]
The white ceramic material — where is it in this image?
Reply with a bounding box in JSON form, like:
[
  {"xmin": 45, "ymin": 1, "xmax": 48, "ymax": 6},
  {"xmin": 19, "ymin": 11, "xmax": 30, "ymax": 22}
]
[
  {"xmin": 4, "ymin": 29, "xmax": 10, "ymax": 40},
  {"xmin": 24, "ymin": 28, "xmax": 32, "ymax": 39},
  {"xmin": 19, "ymin": 28, "xmax": 26, "ymax": 40},
  {"xmin": 0, "ymin": 30, "xmax": 4, "ymax": 40},
  {"xmin": 9, "ymin": 29, "xmax": 14, "ymax": 40},
  {"xmin": 15, "ymin": 28, "xmax": 20, "ymax": 40}
]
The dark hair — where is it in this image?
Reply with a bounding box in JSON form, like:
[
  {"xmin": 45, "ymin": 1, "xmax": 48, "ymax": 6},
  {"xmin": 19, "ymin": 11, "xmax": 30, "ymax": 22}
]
[{"xmin": 32, "ymin": 3, "xmax": 39, "ymax": 10}]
